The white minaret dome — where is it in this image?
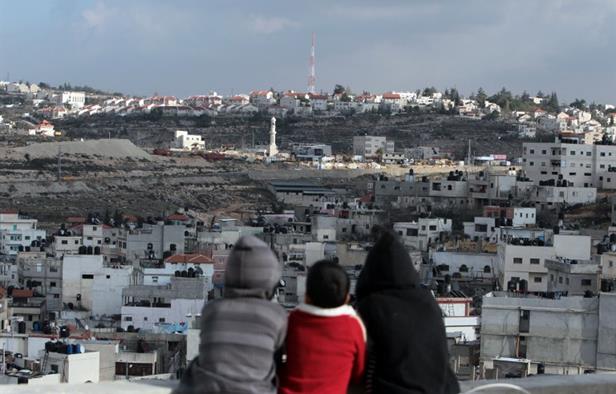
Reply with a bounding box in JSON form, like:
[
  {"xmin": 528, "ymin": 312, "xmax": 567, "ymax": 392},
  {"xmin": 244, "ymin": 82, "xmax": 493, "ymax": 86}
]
[{"xmin": 268, "ymin": 116, "xmax": 278, "ymax": 156}]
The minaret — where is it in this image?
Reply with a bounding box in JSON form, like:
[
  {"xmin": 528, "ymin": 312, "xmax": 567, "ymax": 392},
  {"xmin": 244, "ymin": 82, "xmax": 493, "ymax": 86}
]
[{"xmin": 268, "ymin": 116, "xmax": 278, "ymax": 156}]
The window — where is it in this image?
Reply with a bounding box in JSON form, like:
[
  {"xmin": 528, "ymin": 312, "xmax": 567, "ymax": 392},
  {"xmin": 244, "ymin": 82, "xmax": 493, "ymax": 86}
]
[
  {"xmin": 159, "ymin": 318, "xmax": 166, "ymax": 323},
  {"xmin": 530, "ymin": 149, "xmax": 535, "ymax": 154},
  {"xmin": 87, "ymin": 236, "xmax": 93, "ymax": 241},
  {"xmin": 519, "ymin": 310, "xmax": 530, "ymax": 333},
  {"xmin": 152, "ymin": 276, "xmax": 159, "ymax": 283},
  {"xmin": 601, "ymin": 152, "xmax": 606, "ymax": 157},
  {"xmin": 570, "ymin": 150, "xmax": 576, "ymax": 155},
  {"xmin": 530, "ymin": 258, "xmax": 540, "ymax": 265},
  {"xmin": 50, "ymin": 281, "xmax": 56, "ymax": 287},
  {"xmin": 586, "ymin": 152, "xmax": 591, "ymax": 156},
  {"xmin": 569, "ymin": 172, "xmax": 576, "ymax": 176},
  {"xmin": 92, "ymin": 226, "xmax": 97, "ymax": 231},
  {"xmin": 534, "ymin": 277, "xmax": 542, "ymax": 283},
  {"xmin": 513, "ymin": 257, "xmax": 523, "ymax": 264},
  {"xmin": 429, "ymin": 225, "xmax": 437, "ymax": 231},
  {"xmin": 106, "ymin": 275, "xmax": 110, "ymax": 279},
  {"xmin": 541, "ymin": 150, "xmax": 547, "ymax": 154},
  {"xmin": 529, "ymin": 162, "xmax": 534, "ymax": 166},
  {"xmin": 74, "ymin": 240, "xmax": 79, "ymax": 244},
  {"xmin": 144, "ymin": 317, "xmax": 148, "ymax": 321},
  {"xmin": 124, "ymin": 316, "xmax": 132, "ymax": 321},
  {"xmin": 559, "ymin": 276, "xmax": 563, "ymax": 284},
  {"xmin": 610, "ymin": 261, "xmax": 614, "ymax": 268},
  {"xmin": 581, "ymin": 279, "xmax": 592, "ymax": 286},
  {"xmin": 81, "ymin": 274, "xmax": 94, "ymax": 279},
  {"xmin": 61, "ymin": 240, "xmax": 68, "ymax": 245},
  {"xmin": 550, "ymin": 274, "xmax": 554, "ymax": 281},
  {"xmin": 566, "ymin": 278, "xmax": 570, "ymax": 285}
]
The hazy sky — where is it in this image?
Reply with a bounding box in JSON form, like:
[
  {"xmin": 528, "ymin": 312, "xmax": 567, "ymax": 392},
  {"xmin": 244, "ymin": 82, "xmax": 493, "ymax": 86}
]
[{"xmin": 1, "ymin": 0, "xmax": 615, "ymax": 103}]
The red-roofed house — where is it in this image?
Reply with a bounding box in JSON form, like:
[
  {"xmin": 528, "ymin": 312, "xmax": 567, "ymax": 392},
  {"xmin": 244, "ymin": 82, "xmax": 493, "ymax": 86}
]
[
  {"xmin": 166, "ymin": 214, "xmax": 190, "ymax": 225},
  {"xmin": 166, "ymin": 254, "xmax": 214, "ymax": 265},
  {"xmin": 11, "ymin": 288, "xmax": 33, "ymax": 299},
  {"xmin": 250, "ymin": 90, "xmax": 276, "ymax": 109}
]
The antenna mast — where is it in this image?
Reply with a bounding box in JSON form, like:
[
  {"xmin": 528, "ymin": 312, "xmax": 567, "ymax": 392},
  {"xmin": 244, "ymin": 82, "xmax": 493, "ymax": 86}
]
[{"xmin": 308, "ymin": 33, "xmax": 316, "ymax": 94}]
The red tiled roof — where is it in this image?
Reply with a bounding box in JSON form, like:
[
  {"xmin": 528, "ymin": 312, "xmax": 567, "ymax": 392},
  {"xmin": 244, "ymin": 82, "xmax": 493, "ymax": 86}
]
[
  {"xmin": 0, "ymin": 209, "xmax": 18, "ymax": 214},
  {"xmin": 382, "ymin": 93, "xmax": 401, "ymax": 100},
  {"xmin": 12, "ymin": 289, "xmax": 33, "ymax": 298},
  {"xmin": 166, "ymin": 254, "xmax": 215, "ymax": 264},
  {"xmin": 66, "ymin": 216, "xmax": 86, "ymax": 224},
  {"xmin": 166, "ymin": 214, "xmax": 190, "ymax": 221}
]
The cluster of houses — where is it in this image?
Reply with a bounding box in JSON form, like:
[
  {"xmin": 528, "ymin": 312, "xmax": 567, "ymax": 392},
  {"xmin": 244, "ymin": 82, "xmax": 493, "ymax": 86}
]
[{"xmin": 514, "ymin": 104, "xmax": 616, "ymax": 142}]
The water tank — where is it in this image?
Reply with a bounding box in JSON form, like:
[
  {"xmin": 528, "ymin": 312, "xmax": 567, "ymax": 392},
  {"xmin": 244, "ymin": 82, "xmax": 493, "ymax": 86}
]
[
  {"xmin": 59, "ymin": 325, "xmax": 70, "ymax": 338},
  {"xmin": 32, "ymin": 321, "xmax": 41, "ymax": 332},
  {"xmin": 18, "ymin": 321, "xmax": 26, "ymax": 334},
  {"xmin": 94, "ymin": 246, "xmax": 101, "ymax": 255},
  {"xmin": 87, "ymin": 246, "xmax": 93, "ymax": 255},
  {"xmin": 78, "ymin": 246, "xmax": 87, "ymax": 254}
]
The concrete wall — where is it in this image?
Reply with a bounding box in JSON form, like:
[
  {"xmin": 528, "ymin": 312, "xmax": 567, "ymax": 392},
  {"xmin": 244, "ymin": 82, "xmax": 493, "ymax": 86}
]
[
  {"xmin": 481, "ymin": 295, "xmax": 599, "ymax": 369},
  {"xmin": 121, "ymin": 299, "xmax": 204, "ymax": 331}
]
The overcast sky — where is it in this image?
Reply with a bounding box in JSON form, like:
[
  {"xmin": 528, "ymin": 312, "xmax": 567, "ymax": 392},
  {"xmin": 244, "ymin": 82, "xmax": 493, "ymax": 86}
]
[{"xmin": 1, "ymin": 0, "xmax": 615, "ymax": 103}]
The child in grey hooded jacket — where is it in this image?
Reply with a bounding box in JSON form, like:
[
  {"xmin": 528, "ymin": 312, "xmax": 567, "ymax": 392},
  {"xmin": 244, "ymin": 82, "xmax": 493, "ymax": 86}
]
[{"xmin": 175, "ymin": 235, "xmax": 287, "ymax": 394}]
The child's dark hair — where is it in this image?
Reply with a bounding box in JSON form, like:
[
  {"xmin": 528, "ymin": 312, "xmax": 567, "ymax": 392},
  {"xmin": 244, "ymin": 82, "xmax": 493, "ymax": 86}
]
[{"xmin": 306, "ymin": 260, "xmax": 350, "ymax": 308}]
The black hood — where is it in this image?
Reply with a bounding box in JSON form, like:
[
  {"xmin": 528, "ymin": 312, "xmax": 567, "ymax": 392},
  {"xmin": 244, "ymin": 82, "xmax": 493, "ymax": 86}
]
[{"xmin": 355, "ymin": 231, "xmax": 420, "ymax": 301}]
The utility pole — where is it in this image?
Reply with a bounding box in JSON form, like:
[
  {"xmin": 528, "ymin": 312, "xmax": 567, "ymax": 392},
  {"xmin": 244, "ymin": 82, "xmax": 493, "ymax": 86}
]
[{"xmin": 57, "ymin": 146, "xmax": 62, "ymax": 181}]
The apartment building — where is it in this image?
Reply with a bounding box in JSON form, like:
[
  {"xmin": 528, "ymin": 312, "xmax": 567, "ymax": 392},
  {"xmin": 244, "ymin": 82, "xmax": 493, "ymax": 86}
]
[
  {"xmin": 394, "ymin": 218, "xmax": 452, "ymax": 251},
  {"xmin": 0, "ymin": 211, "xmax": 46, "ymax": 256},
  {"xmin": 481, "ymin": 293, "xmax": 616, "ymax": 374},
  {"xmin": 523, "ymin": 140, "xmax": 616, "ymax": 189},
  {"xmin": 353, "ymin": 136, "xmax": 394, "ymax": 159},
  {"xmin": 500, "ymin": 234, "xmax": 592, "ymax": 293}
]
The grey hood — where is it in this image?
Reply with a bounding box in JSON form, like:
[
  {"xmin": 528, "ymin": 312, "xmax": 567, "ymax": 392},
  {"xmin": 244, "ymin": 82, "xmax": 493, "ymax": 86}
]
[{"xmin": 224, "ymin": 235, "xmax": 281, "ymax": 299}]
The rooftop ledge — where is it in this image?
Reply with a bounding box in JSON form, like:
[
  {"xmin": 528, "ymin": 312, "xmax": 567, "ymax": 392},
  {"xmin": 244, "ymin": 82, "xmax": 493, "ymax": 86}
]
[
  {"xmin": 4, "ymin": 373, "xmax": 616, "ymax": 393},
  {"xmin": 460, "ymin": 373, "xmax": 616, "ymax": 393}
]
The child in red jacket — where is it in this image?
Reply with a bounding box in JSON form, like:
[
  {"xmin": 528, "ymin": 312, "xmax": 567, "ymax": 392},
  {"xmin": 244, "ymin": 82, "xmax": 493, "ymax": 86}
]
[{"xmin": 278, "ymin": 260, "xmax": 366, "ymax": 394}]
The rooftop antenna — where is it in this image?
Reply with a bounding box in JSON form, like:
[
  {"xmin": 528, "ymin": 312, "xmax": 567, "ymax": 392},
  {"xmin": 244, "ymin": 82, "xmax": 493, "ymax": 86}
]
[{"xmin": 308, "ymin": 32, "xmax": 316, "ymax": 94}]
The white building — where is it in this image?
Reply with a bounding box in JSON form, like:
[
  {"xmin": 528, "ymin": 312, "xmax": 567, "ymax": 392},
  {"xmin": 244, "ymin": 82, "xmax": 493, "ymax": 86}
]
[
  {"xmin": 62, "ymin": 255, "xmax": 135, "ymax": 317},
  {"xmin": 309, "ymin": 94, "xmax": 328, "ymax": 111},
  {"xmin": 0, "ymin": 211, "xmax": 46, "ymax": 256},
  {"xmin": 43, "ymin": 350, "xmax": 100, "ymax": 383},
  {"xmin": 174, "ymin": 130, "xmax": 205, "ymax": 151},
  {"xmin": 394, "ymin": 218, "xmax": 452, "ymax": 251},
  {"xmin": 61, "ymin": 91, "xmax": 86, "ymax": 109},
  {"xmin": 121, "ymin": 276, "xmax": 207, "ymax": 331},
  {"xmin": 523, "ymin": 140, "xmax": 616, "ymax": 189},
  {"xmin": 143, "ymin": 254, "xmax": 214, "ymax": 287},
  {"xmin": 250, "ymin": 90, "xmax": 276, "ymax": 109},
  {"xmin": 500, "ymin": 234, "xmax": 592, "ymax": 293},
  {"xmin": 353, "ymin": 136, "xmax": 394, "ymax": 159}
]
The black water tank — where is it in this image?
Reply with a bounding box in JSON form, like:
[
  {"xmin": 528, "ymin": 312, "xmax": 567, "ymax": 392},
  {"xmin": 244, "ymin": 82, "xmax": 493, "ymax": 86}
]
[
  {"xmin": 18, "ymin": 321, "xmax": 26, "ymax": 334},
  {"xmin": 59, "ymin": 325, "xmax": 70, "ymax": 338}
]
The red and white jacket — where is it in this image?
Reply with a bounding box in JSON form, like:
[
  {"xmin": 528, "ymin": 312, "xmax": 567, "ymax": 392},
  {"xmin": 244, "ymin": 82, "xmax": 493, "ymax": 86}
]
[{"xmin": 278, "ymin": 303, "xmax": 367, "ymax": 394}]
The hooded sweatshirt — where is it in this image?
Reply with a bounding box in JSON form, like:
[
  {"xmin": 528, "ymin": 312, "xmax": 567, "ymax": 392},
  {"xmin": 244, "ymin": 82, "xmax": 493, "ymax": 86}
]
[
  {"xmin": 355, "ymin": 232, "xmax": 459, "ymax": 394},
  {"xmin": 175, "ymin": 236, "xmax": 287, "ymax": 394}
]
